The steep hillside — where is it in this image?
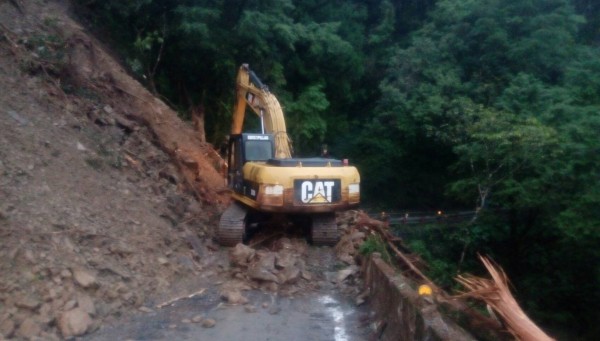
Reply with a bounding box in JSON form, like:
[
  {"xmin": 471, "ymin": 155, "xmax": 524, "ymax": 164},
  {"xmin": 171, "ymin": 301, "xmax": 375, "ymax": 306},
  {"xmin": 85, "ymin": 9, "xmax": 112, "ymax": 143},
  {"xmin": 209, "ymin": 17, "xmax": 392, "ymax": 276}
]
[{"xmin": 0, "ymin": 1, "xmax": 230, "ymax": 339}]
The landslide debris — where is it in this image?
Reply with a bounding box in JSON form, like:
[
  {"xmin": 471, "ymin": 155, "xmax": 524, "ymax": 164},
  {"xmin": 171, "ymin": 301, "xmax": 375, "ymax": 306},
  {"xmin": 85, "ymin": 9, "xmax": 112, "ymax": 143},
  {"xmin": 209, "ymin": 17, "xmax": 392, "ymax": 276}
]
[
  {"xmin": 0, "ymin": 2, "xmax": 376, "ymax": 340},
  {"xmin": 0, "ymin": 1, "xmax": 229, "ymax": 340},
  {"xmin": 217, "ymin": 212, "xmax": 370, "ymax": 308}
]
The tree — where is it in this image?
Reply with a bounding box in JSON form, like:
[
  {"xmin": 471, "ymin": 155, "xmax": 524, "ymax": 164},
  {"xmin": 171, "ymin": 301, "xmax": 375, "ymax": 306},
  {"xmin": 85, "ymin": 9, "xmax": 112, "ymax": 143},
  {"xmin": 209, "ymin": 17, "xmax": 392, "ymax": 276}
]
[
  {"xmin": 354, "ymin": 0, "xmax": 599, "ymax": 337},
  {"xmin": 448, "ymin": 103, "xmax": 558, "ymax": 216}
]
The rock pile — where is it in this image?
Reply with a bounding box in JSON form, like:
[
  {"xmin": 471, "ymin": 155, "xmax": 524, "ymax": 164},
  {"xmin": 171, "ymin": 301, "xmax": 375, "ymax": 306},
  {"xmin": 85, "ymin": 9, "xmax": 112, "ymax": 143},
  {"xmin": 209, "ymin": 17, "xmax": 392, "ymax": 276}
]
[
  {"xmin": 221, "ymin": 238, "xmax": 316, "ymax": 302},
  {"xmin": 0, "ymin": 2, "xmax": 222, "ymax": 338},
  {"xmin": 217, "ymin": 211, "xmax": 373, "ymax": 308}
]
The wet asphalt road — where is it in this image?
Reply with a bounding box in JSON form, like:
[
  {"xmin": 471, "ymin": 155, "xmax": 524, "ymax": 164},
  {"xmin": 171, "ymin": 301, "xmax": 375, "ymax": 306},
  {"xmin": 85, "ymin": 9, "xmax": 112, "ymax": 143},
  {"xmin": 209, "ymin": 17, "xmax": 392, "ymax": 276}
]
[
  {"xmin": 83, "ymin": 244, "xmax": 373, "ymax": 341},
  {"xmin": 83, "ymin": 286, "xmax": 372, "ymax": 341}
]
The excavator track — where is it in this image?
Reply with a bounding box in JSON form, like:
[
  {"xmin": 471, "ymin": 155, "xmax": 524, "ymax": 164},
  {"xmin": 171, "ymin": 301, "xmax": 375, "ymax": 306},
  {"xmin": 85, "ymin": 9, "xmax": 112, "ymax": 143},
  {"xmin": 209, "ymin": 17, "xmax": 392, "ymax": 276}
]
[
  {"xmin": 311, "ymin": 213, "xmax": 339, "ymax": 246},
  {"xmin": 218, "ymin": 202, "xmax": 248, "ymax": 246}
]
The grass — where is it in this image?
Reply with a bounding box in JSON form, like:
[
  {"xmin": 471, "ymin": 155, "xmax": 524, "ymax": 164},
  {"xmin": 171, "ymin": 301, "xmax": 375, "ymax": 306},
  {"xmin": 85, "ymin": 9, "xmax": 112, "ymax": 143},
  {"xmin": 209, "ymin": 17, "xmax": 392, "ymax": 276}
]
[{"xmin": 359, "ymin": 234, "xmax": 392, "ymax": 263}]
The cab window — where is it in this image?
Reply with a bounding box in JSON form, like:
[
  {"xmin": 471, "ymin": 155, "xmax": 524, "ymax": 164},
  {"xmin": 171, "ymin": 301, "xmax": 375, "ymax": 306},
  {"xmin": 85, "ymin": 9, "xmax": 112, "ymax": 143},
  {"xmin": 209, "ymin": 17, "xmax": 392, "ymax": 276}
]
[{"xmin": 245, "ymin": 141, "xmax": 273, "ymax": 161}]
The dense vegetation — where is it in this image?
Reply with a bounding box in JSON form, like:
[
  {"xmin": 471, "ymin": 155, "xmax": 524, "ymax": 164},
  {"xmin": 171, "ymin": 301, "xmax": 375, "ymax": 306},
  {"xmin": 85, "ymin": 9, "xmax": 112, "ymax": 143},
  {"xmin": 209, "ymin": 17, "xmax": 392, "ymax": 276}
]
[{"xmin": 74, "ymin": 0, "xmax": 599, "ymax": 338}]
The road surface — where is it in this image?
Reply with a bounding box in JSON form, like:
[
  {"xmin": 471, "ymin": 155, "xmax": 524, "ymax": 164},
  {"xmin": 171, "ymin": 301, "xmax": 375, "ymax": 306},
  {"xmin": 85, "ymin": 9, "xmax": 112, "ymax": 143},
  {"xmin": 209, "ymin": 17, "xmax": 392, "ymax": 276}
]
[{"xmin": 84, "ymin": 247, "xmax": 374, "ymax": 341}]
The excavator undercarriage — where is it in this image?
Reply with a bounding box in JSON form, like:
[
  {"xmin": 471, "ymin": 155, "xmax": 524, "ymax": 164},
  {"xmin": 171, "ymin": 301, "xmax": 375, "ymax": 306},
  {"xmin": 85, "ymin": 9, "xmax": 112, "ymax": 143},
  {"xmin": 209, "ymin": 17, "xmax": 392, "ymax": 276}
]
[{"xmin": 218, "ymin": 202, "xmax": 340, "ymax": 246}]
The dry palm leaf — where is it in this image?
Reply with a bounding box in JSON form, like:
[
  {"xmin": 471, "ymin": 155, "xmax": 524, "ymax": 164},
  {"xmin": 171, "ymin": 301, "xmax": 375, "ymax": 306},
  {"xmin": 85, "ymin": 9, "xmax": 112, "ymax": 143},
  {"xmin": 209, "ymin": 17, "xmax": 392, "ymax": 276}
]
[{"xmin": 456, "ymin": 255, "xmax": 555, "ymax": 341}]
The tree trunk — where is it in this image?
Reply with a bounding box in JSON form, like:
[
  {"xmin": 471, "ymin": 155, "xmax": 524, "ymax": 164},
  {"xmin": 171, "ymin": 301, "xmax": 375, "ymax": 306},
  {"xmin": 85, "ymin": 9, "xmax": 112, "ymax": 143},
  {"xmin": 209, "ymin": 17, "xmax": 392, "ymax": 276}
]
[{"xmin": 191, "ymin": 104, "xmax": 206, "ymax": 143}]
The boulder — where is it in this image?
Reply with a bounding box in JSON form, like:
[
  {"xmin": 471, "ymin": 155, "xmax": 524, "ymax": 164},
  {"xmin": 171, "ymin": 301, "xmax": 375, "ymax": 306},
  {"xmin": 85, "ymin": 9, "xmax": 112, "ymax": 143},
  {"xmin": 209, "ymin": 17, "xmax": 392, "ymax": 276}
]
[
  {"xmin": 336, "ymin": 265, "xmax": 359, "ymax": 284},
  {"xmin": 58, "ymin": 308, "xmax": 92, "ymax": 338},
  {"xmin": 15, "ymin": 296, "xmax": 41, "ymax": 311},
  {"xmin": 201, "ymin": 319, "xmax": 216, "ymax": 328},
  {"xmin": 72, "ymin": 269, "xmax": 97, "ymax": 289},
  {"xmin": 15, "ymin": 318, "xmax": 41, "ymax": 339},
  {"xmin": 0, "ymin": 319, "xmax": 15, "ymax": 338},
  {"xmin": 220, "ymin": 289, "xmax": 248, "ymax": 305},
  {"xmin": 277, "ymin": 266, "xmax": 301, "ymax": 284},
  {"xmin": 229, "ymin": 244, "xmax": 255, "ymax": 266},
  {"xmin": 275, "ymin": 252, "xmax": 296, "ymax": 269},
  {"xmin": 77, "ymin": 293, "xmax": 96, "ymax": 316},
  {"xmin": 247, "ymin": 253, "xmax": 278, "ymax": 283}
]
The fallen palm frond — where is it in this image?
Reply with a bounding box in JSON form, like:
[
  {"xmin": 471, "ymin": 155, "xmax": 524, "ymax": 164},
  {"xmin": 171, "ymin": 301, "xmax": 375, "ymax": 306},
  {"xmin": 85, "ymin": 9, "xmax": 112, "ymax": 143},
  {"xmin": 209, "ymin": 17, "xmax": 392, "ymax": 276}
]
[
  {"xmin": 352, "ymin": 211, "xmax": 508, "ymax": 339},
  {"xmin": 456, "ymin": 255, "xmax": 555, "ymax": 341}
]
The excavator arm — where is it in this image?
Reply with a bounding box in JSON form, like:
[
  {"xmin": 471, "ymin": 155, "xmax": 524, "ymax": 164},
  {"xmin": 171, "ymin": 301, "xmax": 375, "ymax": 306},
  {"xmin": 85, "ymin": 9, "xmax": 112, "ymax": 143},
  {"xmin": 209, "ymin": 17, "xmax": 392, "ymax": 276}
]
[{"xmin": 231, "ymin": 64, "xmax": 292, "ymax": 159}]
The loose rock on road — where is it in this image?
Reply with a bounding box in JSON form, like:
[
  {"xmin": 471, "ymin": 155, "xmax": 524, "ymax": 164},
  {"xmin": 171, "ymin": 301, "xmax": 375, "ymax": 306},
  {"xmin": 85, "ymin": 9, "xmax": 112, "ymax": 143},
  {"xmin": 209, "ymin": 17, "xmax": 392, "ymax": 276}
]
[{"xmin": 83, "ymin": 242, "xmax": 374, "ymax": 341}]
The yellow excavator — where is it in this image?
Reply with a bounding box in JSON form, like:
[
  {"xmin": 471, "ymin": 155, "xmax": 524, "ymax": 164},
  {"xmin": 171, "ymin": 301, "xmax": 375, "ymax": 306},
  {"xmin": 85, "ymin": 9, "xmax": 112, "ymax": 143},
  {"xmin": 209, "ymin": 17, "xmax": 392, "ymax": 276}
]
[{"xmin": 218, "ymin": 64, "xmax": 360, "ymax": 246}]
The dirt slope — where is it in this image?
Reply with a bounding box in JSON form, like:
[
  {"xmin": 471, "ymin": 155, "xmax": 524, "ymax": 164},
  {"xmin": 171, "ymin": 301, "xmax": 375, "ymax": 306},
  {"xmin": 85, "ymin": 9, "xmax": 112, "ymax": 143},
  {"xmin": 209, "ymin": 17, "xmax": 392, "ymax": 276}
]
[{"xmin": 0, "ymin": 1, "xmax": 230, "ymax": 339}]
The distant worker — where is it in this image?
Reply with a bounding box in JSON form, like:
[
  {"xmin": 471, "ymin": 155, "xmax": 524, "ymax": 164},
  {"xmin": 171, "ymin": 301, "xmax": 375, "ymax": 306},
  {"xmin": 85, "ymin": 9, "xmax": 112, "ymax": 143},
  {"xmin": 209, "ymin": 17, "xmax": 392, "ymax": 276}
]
[{"xmin": 321, "ymin": 144, "xmax": 330, "ymax": 158}]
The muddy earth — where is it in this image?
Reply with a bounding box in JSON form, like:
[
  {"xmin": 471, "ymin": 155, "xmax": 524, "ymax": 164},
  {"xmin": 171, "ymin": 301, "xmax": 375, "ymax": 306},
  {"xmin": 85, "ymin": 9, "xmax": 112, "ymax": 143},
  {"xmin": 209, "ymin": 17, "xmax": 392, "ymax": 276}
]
[{"xmin": 0, "ymin": 1, "xmax": 374, "ymax": 340}]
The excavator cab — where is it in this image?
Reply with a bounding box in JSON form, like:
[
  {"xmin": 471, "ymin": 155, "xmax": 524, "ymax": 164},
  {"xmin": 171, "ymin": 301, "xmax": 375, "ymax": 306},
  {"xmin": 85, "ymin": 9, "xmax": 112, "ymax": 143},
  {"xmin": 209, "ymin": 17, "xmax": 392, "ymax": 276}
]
[{"xmin": 227, "ymin": 133, "xmax": 275, "ymax": 193}]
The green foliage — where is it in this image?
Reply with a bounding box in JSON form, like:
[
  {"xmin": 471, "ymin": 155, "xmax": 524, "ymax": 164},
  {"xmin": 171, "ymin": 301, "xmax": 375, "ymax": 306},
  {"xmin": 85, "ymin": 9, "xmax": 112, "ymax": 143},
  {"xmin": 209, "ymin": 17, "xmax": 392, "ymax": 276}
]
[
  {"xmin": 75, "ymin": 0, "xmax": 375, "ymax": 151},
  {"xmin": 407, "ymin": 239, "xmax": 458, "ymax": 288},
  {"xmin": 448, "ymin": 103, "xmax": 559, "ymax": 208},
  {"xmin": 367, "ymin": 0, "xmax": 395, "ymax": 45},
  {"xmin": 285, "ymin": 83, "xmax": 329, "ymax": 154},
  {"xmin": 19, "ymin": 33, "xmax": 67, "ymax": 78},
  {"xmin": 573, "ymin": 0, "xmax": 600, "ymax": 43},
  {"xmin": 359, "ymin": 235, "xmax": 391, "ymax": 263},
  {"xmin": 353, "ymin": 0, "xmax": 600, "ymax": 337},
  {"xmin": 396, "ymin": 220, "xmax": 491, "ymax": 289}
]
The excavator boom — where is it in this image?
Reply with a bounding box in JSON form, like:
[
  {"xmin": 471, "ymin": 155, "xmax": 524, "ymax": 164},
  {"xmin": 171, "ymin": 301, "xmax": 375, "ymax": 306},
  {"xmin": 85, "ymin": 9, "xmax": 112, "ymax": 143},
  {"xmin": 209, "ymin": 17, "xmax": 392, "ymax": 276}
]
[{"xmin": 231, "ymin": 64, "xmax": 292, "ymax": 159}]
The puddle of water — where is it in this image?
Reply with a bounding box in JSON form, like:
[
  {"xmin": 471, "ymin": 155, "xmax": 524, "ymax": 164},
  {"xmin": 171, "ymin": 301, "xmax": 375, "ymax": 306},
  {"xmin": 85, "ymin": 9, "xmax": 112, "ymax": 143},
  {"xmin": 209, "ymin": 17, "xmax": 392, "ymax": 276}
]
[{"xmin": 319, "ymin": 295, "xmax": 349, "ymax": 341}]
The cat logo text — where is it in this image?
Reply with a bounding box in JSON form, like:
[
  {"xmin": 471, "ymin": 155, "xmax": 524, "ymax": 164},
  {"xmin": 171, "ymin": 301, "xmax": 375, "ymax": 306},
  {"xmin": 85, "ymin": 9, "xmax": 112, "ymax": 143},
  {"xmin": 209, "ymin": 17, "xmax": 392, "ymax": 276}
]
[{"xmin": 294, "ymin": 179, "xmax": 341, "ymax": 204}]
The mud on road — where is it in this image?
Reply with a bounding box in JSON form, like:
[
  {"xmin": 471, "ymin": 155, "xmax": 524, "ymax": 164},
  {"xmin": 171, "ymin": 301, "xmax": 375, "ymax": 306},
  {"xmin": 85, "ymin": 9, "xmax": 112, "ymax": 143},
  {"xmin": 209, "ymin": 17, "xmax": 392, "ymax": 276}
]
[{"xmin": 84, "ymin": 241, "xmax": 374, "ymax": 341}]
